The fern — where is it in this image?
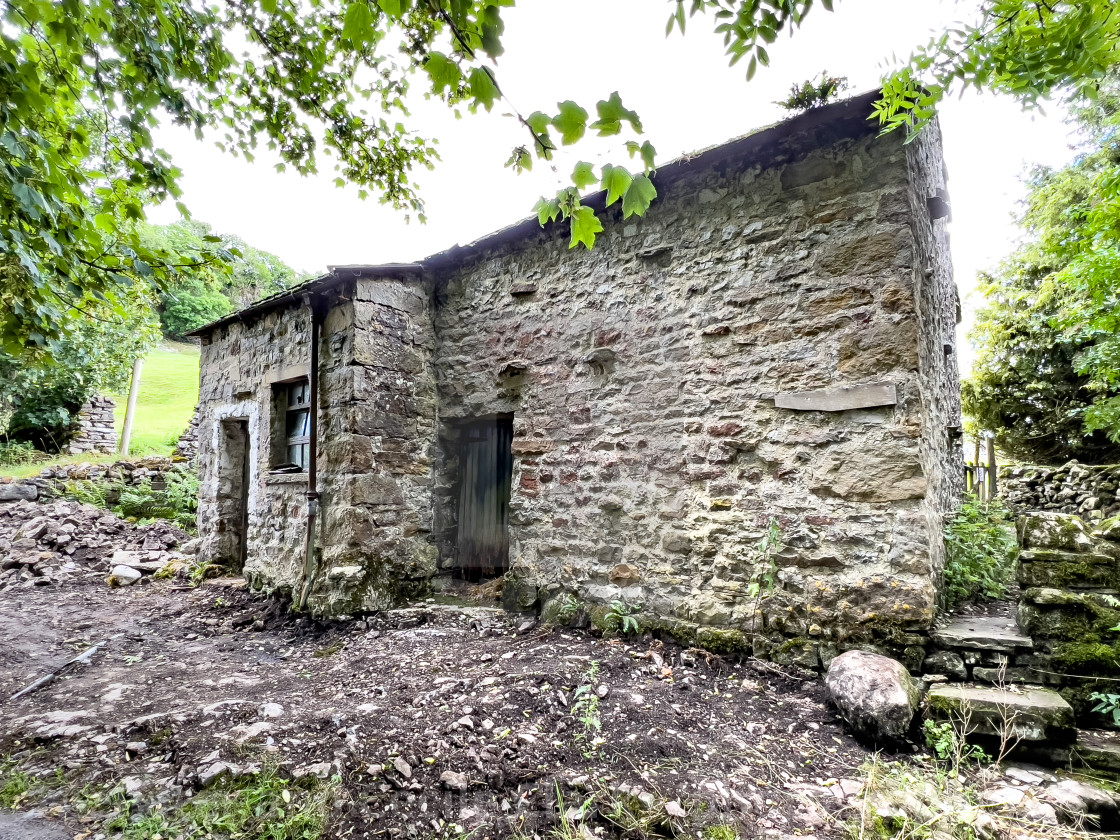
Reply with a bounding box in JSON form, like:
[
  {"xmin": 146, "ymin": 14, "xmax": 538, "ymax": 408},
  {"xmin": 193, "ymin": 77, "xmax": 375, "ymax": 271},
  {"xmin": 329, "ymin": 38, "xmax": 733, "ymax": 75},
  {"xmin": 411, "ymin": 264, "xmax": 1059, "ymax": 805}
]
[{"xmin": 61, "ymin": 467, "xmax": 199, "ymax": 533}]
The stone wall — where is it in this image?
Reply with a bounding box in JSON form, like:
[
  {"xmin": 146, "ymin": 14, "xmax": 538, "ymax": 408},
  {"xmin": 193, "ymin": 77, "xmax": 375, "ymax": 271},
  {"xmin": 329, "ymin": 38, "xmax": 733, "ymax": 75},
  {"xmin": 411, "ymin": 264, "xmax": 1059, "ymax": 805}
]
[
  {"xmin": 428, "ymin": 106, "xmax": 961, "ymax": 658},
  {"xmin": 173, "ymin": 407, "xmax": 201, "ymax": 462},
  {"xmin": 195, "ymin": 274, "xmax": 440, "ymax": 613},
  {"xmin": 1001, "ymin": 462, "xmax": 1120, "ymax": 521},
  {"xmin": 196, "ymin": 301, "xmax": 322, "ymax": 591},
  {"xmin": 67, "ymin": 395, "xmax": 117, "ymax": 455},
  {"xmin": 314, "ymin": 275, "xmax": 440, "ymax": 613}
]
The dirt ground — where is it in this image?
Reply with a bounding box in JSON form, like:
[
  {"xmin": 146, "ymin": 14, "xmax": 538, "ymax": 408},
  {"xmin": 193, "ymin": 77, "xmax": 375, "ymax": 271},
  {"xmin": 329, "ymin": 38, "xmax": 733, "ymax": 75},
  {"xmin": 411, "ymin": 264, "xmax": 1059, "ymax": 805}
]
[{"xmin": 0, "ymin": 568, "xmax": 878, "ymax": 840}]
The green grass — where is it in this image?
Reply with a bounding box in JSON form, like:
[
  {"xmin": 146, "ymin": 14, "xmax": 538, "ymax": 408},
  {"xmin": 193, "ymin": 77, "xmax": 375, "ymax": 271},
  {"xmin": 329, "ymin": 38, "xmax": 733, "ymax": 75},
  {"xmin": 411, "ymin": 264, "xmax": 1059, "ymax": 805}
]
[{"xmin": 109, "ymin": 341, "xmax": 200, "ymax": 456}]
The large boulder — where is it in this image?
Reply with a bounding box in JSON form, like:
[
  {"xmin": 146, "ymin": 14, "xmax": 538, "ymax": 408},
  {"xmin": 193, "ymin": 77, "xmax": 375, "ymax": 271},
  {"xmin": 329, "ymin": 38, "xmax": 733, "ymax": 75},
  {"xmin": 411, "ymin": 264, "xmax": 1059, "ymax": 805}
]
[{"xmin": 825, "ymin": 650, "xmax": 920, "ymax": 742}]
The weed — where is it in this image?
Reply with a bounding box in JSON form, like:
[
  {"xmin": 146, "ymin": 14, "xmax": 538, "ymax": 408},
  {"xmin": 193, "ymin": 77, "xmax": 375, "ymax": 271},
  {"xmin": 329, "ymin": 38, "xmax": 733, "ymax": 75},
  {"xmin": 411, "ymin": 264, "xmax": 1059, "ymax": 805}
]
[
  {"xmin": 102, "ymin": 763, "xmax": 337, "ymax": 840},
  {"xmin": 570, "ymin": 661, "xmax": 603, "ymax": 754},
  {"xmin": 704, "ymin": 826, "xmax": 739, "ymax": 840},
  {"xmin": 922, "ymin": 720, "xmax": 989, "ymax": 769},
  {"xmin": 0, "ymin": 440, "xmax": 39, "ymax": 468},
  {"xmin": 1091, "ymin": 691, "xmax": 1120, "ymax": 726},
  {"xmin": 777, "ymin": 72, "xmax": 850, "ymax": 112},
  {"xmin": 554, "ymin": 594, "xmax": 579, "ymax": 624},
  {"xmin": 0, "ymin": 757, "xmax": 30, "ymax": 809},
  {"xmin": 314, "ymin": 640, "xmax": 345, "ymax": 658},
  {"xmin": 605, "ymin": 600, "xmax": 642, "ymax": 635},
  {"xmin": 942, "ymin": 497, "xmax": 1017, "ymax": 611},
  {"xmin": 61, "ymin": 466, "xmax": 200, "ymax": 533}
]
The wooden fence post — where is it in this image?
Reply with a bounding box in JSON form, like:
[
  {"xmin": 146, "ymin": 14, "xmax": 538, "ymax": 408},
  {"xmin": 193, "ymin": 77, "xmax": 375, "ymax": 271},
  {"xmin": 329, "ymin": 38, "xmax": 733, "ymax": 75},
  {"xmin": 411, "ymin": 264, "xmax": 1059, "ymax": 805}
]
[{"xmin": 986, "ymin": 435, "xmax": 998, "ymax": 500}]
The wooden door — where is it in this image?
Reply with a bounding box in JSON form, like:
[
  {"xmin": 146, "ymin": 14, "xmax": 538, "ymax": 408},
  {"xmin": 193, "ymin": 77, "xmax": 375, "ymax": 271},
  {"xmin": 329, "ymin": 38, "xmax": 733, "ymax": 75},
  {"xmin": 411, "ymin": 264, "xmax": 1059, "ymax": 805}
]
[{"xmin": 456, "ymin": 417, "xmax": 513, "ymax": 579}]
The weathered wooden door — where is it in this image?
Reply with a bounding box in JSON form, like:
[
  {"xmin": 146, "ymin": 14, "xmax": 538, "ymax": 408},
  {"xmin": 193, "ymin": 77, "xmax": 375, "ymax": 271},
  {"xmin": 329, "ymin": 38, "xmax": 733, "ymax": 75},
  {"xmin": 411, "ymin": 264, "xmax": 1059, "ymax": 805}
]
[{"xmin": 457, "ymin": 417, "xmax": 513, "ymax": 579}]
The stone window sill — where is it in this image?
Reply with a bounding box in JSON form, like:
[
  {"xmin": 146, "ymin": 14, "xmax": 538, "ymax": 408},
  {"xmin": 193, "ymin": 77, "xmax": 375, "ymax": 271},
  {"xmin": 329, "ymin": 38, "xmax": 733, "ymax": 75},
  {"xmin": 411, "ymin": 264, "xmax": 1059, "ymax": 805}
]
[{"xmin": 264, "ymin": 472, "xmax": 309, "ymax": 485}]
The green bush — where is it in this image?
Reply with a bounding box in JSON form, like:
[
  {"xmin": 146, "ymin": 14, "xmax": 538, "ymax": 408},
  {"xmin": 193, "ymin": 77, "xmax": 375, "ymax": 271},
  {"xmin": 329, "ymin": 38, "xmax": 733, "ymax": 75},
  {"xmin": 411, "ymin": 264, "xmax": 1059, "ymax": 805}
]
[{"xmin": 942, "ymin": 497, "xmax": 1018, "ymax": 611}]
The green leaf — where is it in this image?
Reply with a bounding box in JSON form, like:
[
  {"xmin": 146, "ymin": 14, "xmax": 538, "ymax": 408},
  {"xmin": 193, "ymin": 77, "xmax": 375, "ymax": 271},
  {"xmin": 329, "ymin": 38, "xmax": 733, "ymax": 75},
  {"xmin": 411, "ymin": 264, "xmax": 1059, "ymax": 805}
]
[
  {"xmin": 569, "ymin": 205, "xmax": 603, "ymax": 249},
  {"xmin": 600, "ymin": 164, "xmax": 633, "ymax": 206},
  {"xmin": 506, "ymin": 147, "xmax": 532, "ymax": 173},
  {"xmin": 621, "ymin": 174, "xmax": 657, "ymax": 219},
  {"xmin": 425, "ymin": 52, "xmax": 462, "ymax": 95},
  {"xmin": 342, "ymin": 1, "xmax": 374, "ymax": 42},
  {"xmin": 590, "ymin": 92, "xmax": 642, "ymax": 136},
  {"xmin": 479, "ymin": 5, "xmax": 505, "ymax": 59},
  {"xmin": 261, "ymin": 0, "xmax": 277, "ymax": 11},
  {"xmin": 94, "ymin": 213, "xmax": 117, "ymax": 232},
  {"xmin": 533, "ymin": 196, "xmax": 561, "ymax": 226},
  {"xmin": 468, "ymin": 67, "xmax": 500, "ymax": 111},
  {"xmin": 552, "ymin": 101, "xmax": 588, "ymax": 145},
  {"xmin": 571, "ymin": 161, "xmax": 597, "ymax": 191},
  {"xmin": 377, "ymin": 0, "xmax": 402, "ymax": 18}
]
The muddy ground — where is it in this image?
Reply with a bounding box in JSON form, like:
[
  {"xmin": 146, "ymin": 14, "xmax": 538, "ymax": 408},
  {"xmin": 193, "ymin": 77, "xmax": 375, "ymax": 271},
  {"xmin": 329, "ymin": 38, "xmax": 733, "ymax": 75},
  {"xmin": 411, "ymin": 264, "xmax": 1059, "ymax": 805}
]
[{"xmin": 0, "ymin": 564, "xmax": 879, "ymax": 840}]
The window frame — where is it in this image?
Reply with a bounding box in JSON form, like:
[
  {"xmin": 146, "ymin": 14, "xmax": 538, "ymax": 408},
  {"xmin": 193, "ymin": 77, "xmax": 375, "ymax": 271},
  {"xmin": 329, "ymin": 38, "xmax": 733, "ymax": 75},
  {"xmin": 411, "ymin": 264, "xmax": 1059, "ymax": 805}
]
[{"xmin": 271, "ymin": 377, "xmax": 311, "ymax": 471}]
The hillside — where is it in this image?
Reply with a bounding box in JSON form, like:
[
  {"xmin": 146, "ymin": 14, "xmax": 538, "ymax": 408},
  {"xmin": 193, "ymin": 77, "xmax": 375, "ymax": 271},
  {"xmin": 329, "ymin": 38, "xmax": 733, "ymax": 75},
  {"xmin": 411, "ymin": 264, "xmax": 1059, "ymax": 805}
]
[{"xmin": 109, "ymin": 341, "xmax": 200, "ymax": 455}]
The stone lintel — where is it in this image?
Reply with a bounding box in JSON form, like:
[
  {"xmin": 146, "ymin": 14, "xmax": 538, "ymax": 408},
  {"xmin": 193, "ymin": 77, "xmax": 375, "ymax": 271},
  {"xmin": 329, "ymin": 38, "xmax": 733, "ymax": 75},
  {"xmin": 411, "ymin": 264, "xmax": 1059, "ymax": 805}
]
[
  {"xmin": 774, "ymin": 382, "xmax": 896, "ymax": 412},
  {"xmin": 266, "ymin": 364, "xmax": 311, "ymax": 385}
]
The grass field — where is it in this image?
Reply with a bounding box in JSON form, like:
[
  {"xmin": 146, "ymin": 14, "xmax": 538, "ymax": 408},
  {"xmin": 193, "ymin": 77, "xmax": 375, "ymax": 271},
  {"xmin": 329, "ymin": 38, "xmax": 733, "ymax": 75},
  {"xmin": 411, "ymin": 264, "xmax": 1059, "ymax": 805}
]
[{"xmin": 108, "ymin": 341, "xmax": 200, "ymax": 456}]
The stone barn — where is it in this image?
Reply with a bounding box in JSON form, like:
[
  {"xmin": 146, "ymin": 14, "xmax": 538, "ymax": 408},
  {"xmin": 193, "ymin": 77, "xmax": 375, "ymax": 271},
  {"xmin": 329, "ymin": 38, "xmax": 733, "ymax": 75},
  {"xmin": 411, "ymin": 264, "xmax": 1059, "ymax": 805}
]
[{"xmin": 190, "ymin": 91, "xmax": 964, "ymax": 663}]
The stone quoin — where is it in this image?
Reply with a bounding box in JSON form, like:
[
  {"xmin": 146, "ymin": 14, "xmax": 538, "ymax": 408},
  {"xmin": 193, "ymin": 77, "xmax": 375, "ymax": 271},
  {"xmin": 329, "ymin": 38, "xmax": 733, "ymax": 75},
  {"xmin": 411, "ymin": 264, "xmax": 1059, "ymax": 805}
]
[{"xmin": 189, "ymin": 91, "xmax": 964, "ymax": 661}]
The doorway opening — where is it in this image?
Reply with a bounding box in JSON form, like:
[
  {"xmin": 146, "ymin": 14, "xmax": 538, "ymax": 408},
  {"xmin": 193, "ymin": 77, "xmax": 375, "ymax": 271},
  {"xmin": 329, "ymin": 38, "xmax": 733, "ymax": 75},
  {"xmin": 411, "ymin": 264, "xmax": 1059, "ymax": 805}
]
[
  {"xmin": 217, "ymin": 418, "xmax": 250, "ymax": 572},
  {"xmin": 455, "ymin": 415, "xmax": 514, "ymax": 581}
]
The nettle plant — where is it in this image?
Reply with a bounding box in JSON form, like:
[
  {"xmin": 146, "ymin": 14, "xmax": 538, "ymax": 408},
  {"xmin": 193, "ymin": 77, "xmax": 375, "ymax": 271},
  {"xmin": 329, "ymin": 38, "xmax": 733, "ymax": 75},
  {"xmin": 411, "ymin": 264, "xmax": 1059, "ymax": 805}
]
[{"xmin": 941, "ymin": 498, "xmax": 1018, "ymax": 612}]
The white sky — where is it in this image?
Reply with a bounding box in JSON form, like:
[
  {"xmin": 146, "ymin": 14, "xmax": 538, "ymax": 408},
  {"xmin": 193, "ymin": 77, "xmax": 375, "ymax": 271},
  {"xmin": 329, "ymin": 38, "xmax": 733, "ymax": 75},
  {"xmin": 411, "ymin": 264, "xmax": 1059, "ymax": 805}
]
[{"xmin": 149, "ymin": 0, "xmax": 1079, "ymax": 374}]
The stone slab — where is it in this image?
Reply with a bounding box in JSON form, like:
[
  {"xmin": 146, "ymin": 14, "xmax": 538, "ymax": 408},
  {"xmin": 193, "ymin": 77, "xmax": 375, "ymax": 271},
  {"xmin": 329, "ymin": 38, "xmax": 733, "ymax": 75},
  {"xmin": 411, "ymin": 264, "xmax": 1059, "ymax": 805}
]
[
  {"xmin": 0, "ymin": 483, "xmax": 37, "ymax": 502},
  {"xmin": 774, "ymin": 382, "xmax": 896, "ymax": 412},
  {"xmin": 927, "ymin": 685, "xmax": 1076, "ymax": 743},
  {"xmin": 931, "ymin": 615, "xmax": 1033, "ymax": 652}
]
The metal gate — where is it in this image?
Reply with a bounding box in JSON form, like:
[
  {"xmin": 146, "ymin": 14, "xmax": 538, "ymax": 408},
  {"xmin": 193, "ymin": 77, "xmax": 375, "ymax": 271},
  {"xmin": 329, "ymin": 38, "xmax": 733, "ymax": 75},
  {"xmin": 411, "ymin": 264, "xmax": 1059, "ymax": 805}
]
[{"xmin": 456, "ymin": 417, "xmax": 513, "ymax": 579}]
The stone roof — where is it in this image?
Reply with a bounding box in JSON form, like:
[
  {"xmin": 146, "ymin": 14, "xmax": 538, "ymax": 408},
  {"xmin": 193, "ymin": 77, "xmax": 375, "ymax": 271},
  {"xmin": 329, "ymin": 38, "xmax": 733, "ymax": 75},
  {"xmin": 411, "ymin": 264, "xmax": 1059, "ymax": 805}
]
[{"xmin": 189, "ymin": 89, "xmax": 882, "ymax": 336}]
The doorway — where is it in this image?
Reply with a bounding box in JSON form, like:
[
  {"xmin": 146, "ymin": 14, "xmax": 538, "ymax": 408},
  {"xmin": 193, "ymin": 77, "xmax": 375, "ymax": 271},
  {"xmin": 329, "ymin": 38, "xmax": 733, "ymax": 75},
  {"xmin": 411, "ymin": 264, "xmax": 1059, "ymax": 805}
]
[
  {"xmin": 456, "ymin": 416, "xmax": 514, "ymax": 580},
  {"xmin": 217, "ymin": 418, "xmax": 250, "ymax": 572}
]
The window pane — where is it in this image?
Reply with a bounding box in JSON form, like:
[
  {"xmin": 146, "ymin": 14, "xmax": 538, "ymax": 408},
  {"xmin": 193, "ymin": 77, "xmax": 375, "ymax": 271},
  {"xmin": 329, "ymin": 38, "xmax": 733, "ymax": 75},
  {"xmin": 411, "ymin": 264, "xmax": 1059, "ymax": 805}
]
[
  {"xmin": 288, "ymin": 443, "xmax": 309, "ymax": 469},
  {"xmin": 286, "ymin": 408, "xmax": 310, "ymax": 439},
  {"xmin": 289, "ymin": 381, "xmax": 309, "ymax": 407}
]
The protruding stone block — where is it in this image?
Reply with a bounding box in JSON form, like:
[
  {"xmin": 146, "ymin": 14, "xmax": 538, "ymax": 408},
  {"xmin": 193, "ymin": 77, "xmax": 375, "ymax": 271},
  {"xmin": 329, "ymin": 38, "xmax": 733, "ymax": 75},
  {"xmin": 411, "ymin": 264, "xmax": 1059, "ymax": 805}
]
[{"xmin": 926, "ymin": 685, "xmax": 1075, "ymax": 744}]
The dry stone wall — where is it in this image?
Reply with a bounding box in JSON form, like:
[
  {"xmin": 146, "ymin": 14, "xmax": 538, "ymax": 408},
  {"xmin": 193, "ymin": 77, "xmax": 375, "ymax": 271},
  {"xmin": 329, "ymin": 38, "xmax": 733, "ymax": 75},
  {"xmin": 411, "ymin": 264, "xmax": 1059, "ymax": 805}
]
[
  {"xmin": 1001, "ymin": 462, "xmax": 1120, "ymax": 521},
  {"xmin": 429, "ymin": 110, "xmax": 961, "ymax": 660},
  {"xmin": 67, "ymin": 395, "xmax": 117, "ymax": 455}
]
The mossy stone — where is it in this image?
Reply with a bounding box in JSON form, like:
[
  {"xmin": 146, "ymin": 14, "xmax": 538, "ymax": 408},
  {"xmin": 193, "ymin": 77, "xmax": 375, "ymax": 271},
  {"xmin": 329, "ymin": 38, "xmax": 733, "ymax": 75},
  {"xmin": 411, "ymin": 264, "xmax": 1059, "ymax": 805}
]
[
  {"xmin": 695, "ymin": 627, "xmax": 752, "ymax": 656},
  {"xmin": 1050, "ymin": 642, "xmax": 1120, "ymax": 675},
  {"xmin": 1017, "ymin": 550, "xmax": 1119, "ymax": 589}
]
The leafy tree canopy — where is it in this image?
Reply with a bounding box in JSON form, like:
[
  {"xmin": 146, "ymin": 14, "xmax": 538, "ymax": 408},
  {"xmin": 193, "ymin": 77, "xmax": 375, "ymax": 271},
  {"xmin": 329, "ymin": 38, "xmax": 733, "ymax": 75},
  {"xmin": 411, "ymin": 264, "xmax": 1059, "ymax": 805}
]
[
  {"xmin": 2, "ymin": 0, "xmax": 1118, "ymax": 352},
  {"xmin": 964, "ymin": 72, "xmax": 1120, "ymax": 464},
  {"xmin": 139, "ymin": 220, "xmax": 301, "ymax": 337},
  {"xmin": 0, "ymin": 286, "xmax": 160, "ymax": 450}
]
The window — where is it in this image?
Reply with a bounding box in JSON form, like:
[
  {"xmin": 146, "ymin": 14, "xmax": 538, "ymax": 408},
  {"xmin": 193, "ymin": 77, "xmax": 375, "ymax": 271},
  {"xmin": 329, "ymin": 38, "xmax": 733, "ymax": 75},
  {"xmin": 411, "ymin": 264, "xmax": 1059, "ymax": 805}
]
[{"xmin": 273, "ymin": 379, "xmax": 310, "ymax": 469}]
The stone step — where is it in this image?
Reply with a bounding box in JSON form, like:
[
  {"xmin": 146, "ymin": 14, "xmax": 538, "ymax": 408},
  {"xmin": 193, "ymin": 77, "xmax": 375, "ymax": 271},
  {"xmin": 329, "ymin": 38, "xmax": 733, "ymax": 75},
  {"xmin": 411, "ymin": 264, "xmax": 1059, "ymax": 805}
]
[
  {"xmin": 930, "ymin": 614, "xmax": 1033, "ymax": 653},
  {"xmin": 927, "ymin": 685, "xmax": 1076, "ymax": 744}
]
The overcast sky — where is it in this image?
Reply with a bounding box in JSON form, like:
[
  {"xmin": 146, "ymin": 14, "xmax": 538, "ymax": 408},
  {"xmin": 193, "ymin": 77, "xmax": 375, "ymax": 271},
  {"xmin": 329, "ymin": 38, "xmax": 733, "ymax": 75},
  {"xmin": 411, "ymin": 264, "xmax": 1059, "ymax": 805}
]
[{"xmin": 150, "ymin": 0, "xmax": 1079, "ymax": 372}]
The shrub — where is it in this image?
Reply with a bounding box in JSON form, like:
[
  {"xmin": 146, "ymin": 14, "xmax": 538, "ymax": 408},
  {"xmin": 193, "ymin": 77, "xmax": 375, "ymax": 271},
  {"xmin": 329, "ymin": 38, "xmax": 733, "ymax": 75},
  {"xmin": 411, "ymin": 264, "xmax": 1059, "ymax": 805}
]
[{"xmin": 942, "ymin": 497, "xmax": 1018, "ymax": 611}]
